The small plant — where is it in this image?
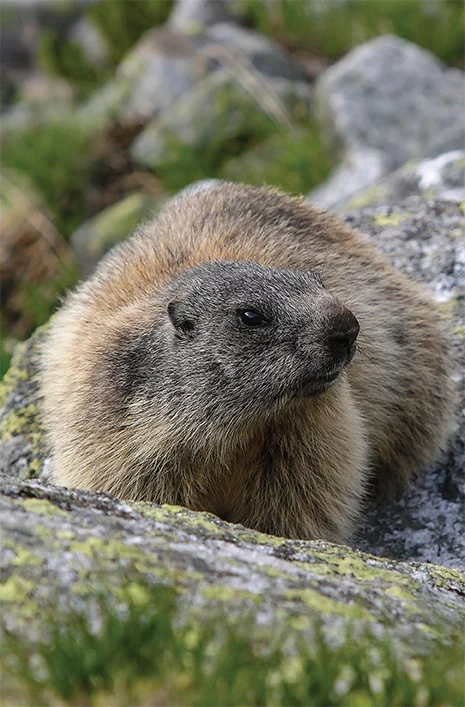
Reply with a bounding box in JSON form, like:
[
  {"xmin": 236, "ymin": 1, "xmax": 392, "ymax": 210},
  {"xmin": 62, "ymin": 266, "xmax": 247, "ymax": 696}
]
[
  {"xmin": 221, "ymin": 125, "xmax": 334, "ymax": 195},
  {"xmin": 2, "ymin": 583, "xmax": 464, "ymax": 706},
  {"xmin": 89, "ymin": 0, "xmax": 174, "ymax": 65},
  {"xmin": 2, "ymin": 116, "xmax": 95, "ymax": 239},
  {"xmin": 39, "ymin": 30, "xmax": 106, "ymax": 97}
]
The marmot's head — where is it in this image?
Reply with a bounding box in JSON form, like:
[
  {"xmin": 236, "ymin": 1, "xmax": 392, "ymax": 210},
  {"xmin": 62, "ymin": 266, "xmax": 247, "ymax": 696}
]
[{"xmin": 153, "ymin": 261, "xmax": 359, "ymax": 435}]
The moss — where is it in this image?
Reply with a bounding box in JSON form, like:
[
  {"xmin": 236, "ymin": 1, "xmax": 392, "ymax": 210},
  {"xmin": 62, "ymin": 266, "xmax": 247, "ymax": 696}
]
[
  {"xmin": 202, "ymin": 586, "xmax": 262, "ymax": 604},
  {"xmin": 286, "ymin": 588, "xmax": 374, "ymax": 621},
  {"xmin": 0, "ymin": 352, "xmax": 28, "ymax": 406},
  {"xmin": 295, "ymin": 549, "xmax": 419, "ymax": 590},
  {"xmin": 345, "ymin": 185, "xmax": 387, "ymax": 210},
  {"xmin": 1, "ymin": 404, "xmax": 40, "ymax": 441},
  {"xmin": 0, "ymin": 576, "xmax": 36, "ymax": 603},
  {"xmin": 453, "ymin": 325, "xmax": 465, "ymax": 339},
  {"xmin": 12, "ymin": 549, "xmax": 45, "ymax": 568},
  {"xmin": 22, "ymin": 498, "xmax": 68, "ymax": 518},
  {"xmin": 429, "ymin": 565, "xmax": 465, "ymax": 588},
  {"xmin": 373, "ymin": 212, "xmax": 415, "ymax": 228}
]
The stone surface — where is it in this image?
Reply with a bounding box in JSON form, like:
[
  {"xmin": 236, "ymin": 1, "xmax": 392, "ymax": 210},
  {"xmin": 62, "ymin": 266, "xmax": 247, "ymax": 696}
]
[
  {"xmin": 82, "ymin": 22, "xmax": 307, "ymax": 131},
  {"xmin": 314, "ymin": 35, "xmax": 465, "ymax": 204},
  {"xmin": 81, "ymin": 28, "xmax": 202, "ymax": 129},
  {"xmin": 69, "ymin": 15, "xmax": 110, "ymax": 68},
  {"xmin": 1, "ymin": 153, "xmax": 464, "ymax": 570},
  {"xmin": 339, "ymin": 153, "xmax": 465, "ymax": 569},
  {"xmin": 1, "ymin": 473, "xmax": 464, "ymax": 655},
  {"xmin": 168, "ymin": 0, "xmax": 235, "ymax": 31},
  {"xmin": 71, "ymin": 191, "xmax": 167, "ymax": 274},
  {"xmin": 131, "ymin": 68, "xmax": 310, "ymax": 169},
  {"xmin": 309, "ymin": 147, "xmax": 388, "ymax": 210}
]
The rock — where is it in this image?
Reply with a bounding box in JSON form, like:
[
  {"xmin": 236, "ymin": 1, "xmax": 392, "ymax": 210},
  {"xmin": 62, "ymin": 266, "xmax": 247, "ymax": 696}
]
[
  {"xmin": 309, "ymin": 147, "xmax": 388, "ymax": 210},
  {"xmin": 81, "ymin": 28, "xmax": 202, "ymax": 129},
  {"xmin": 1, "ymin": 474, "xmax": 464, "ymax": 660},
  {"xmin": 338, "ymin": 153, "xmax": 465, "ymax": 568},
  {"xmin": 68, "ymin": 16, "xmax": 110, "ymax": 68},
  {"xmin": 168, "ymin": 0, "xmax": 235, "ymax": 31},
  {"xmin": 131, "ymin": 68, "xmax": 310, "ymax": 169},
  {"xmin": 345, "ymin": 150, "xmax": 465, "ymax": 211},
  {"xmin": 203, "ymin": 22, "xmax": 308, "ymax": 81},
  {"xmin": 0, "ymin": 327, "xmax": 48, "ymax": 481},
  {"xmin": 314, "ymin": 35, "xmax": 465, "ymax": 203},
  {"xmin": 82, "ymin": 22, "xmax": 307, "ymax": 130},
  {"xmin": 71, "ymin": 191, "xmax": 168, "ymax": 274},
  {"xmin": 1, "ymin": 155, "xmax": 464, "ymax": 570}
]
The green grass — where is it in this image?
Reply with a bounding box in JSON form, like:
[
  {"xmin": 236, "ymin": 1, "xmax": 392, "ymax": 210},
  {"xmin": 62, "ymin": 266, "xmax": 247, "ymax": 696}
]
[
  {"xmin": 89, "ymin": 0, "xmax": 173, "ymax": 65},
  {"xmin": 241, "ymin": 0, "xmax": 465, "ymax": 65},
  {"xmin": 221, "ymin": 125, "xmax": 334, "ymax": 195},
  {"xmin": 3, "ymin": 584, "xmax": 463, "ymax": 706},
  {"xmin": 2, "ymin": 117, "xmax": 95, "ymax": 239},
  {"xmin": 39, "ymin": 30, "xmax": 107, "ymax": 97},
  {"xmin": 157, "ymin": 125, "xmax": 333, "ymax": 196},
  {"xmin": 38, "ymin": 0, "xmax": 173, "ymax": 94}
]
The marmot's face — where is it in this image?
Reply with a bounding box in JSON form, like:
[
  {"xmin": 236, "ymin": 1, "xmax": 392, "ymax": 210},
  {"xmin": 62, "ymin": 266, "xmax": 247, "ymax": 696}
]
[{"xmin": 164, "ymin": 261, "xmax": 359, "ymax": 423}]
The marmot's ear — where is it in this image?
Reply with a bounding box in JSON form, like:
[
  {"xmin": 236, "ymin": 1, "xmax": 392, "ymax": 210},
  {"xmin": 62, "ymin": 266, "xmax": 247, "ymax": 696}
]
[{"xmin": 167, "ymin": 300, "xmax": 196, "ymax": 339}]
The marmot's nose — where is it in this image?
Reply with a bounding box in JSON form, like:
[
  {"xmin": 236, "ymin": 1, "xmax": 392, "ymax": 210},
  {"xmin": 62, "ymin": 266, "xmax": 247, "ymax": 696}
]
[{"xmin": 328, "ymin": 309, "xmax": 360, "ymax": 362}]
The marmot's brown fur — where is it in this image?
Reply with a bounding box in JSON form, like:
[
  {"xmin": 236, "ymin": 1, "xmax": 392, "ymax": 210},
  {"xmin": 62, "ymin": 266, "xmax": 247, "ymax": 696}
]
[{"xmin": 40, "ymin": 183, "xmax": 456, "ymax": 542}]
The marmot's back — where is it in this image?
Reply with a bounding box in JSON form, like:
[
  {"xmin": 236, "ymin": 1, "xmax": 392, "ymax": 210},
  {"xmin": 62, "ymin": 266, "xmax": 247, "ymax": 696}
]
[{"xmin": 40, "ymin": 183, "xmax": 456, "ymax": 541}]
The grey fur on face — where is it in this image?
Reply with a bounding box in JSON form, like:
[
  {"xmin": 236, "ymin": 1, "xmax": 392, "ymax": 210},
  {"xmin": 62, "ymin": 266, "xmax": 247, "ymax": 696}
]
[{"xmin": 137, "ymin": 261, "xmax": 360, "ymax": 430}]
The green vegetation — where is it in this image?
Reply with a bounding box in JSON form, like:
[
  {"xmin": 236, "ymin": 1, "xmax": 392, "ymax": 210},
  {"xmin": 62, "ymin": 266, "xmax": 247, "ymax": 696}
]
[
  {"xmin": 89, "ymin": 0, "xmax": 173, "ymax": 65},
  {"xmin": 241, "ymin": 0, "xmax": 465, "ymax": 65},
  {"xmin": 155, "ymin": 124, "xmax": 333, "ymax": 196},
  {"xmin": 2, "ymin": 116, "xmax": 94, "ymax": 238},
  {"xmin": 38, "ymin": 0, "xmax": 173, "ymax": 94},
  {"xmin": 3, "ymin": 584, "xmax": 463, "ymax": 706},
  {"xmin": 39, "ymin": 31, "xmax": 106, "ymax": 97},
  {"xmin": 222, "ymin": 125, "xmax": 334, "ymax": 195}
]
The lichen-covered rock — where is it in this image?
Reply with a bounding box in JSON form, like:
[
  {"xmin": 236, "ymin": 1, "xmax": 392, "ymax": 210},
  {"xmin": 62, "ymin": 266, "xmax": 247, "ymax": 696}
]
[
  {"xmin": 0, "ymin": 328, "xmax": 48, "ymax": 481},
  {"xmin": 339, "ymin": 155, "xmax": 465, "ymax": 569},
  {"xmin": 1, "ymin": 474, "xmax": 464, "ymax": 655}
]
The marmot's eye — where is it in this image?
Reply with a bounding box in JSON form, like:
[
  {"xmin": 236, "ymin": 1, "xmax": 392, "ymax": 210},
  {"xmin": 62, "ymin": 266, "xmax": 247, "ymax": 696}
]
[{"xmin": 238, "ymin": 309, "xmax": 268, "ymax": 327}]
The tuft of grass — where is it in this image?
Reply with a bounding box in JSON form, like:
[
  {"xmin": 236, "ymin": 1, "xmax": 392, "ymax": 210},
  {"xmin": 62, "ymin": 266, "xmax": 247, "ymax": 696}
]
[
  {"xmin": 240, "ymin": 0, "xmax": 465, "ymax": 65},
  {"xmin": 38, "ymin": 0, "xmax": 173, "ymax": 95},
  {"xmin": 2, "ymin": 117, "xmax": 95, "ymax": 239},
  {"xmin": 221, "ymin": 125, "xmax": 334, "ymax": 195},
  {"xmin": 39, "ymin": 30, "xmax": 107, "ymax": 98},
  {"xmin": 89, "ymin": 0, "xmax": 174, "ymax": 66},
  {"xmin": 2, "ymin": 584, "xmax": 464, "ymax": 706}
]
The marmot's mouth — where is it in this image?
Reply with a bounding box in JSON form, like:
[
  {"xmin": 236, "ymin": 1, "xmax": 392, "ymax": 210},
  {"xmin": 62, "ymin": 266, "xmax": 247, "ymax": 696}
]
[{"xmin": 298, "ymin": 366, "xmax": 344, "ymax": 397}]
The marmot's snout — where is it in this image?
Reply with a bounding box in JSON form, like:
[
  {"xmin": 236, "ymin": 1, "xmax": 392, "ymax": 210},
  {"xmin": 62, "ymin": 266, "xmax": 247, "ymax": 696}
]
[{"xmin": 327, "ymin": 307, "xmax": 360, "ymax": 366}]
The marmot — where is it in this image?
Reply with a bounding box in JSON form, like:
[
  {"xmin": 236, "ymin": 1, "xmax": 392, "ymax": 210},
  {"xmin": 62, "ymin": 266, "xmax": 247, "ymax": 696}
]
[{"xmin": 40, "ymin": 182, "xmax": 456, "ymax": 542}]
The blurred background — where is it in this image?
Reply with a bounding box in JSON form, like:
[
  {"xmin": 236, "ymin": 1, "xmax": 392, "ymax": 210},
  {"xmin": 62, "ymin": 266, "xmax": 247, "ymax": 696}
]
[{"xmin": 1, "ymin": 0, "xmax": 464, "ymax": 377}]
